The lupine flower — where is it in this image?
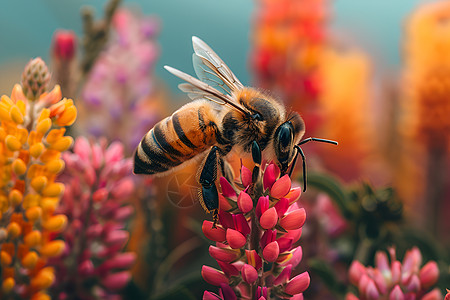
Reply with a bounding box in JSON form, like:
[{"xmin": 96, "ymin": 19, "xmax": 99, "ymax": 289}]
[
  {"xmin": 49, "ymin": 137, "xmax": 135, "ymax": 299},
  {"xmin": 202, "ymin": 162, "xmax": 309, "ymax": 299},
  {"xmin": 80, "ymin": 8, "xmax": 162, "ymax": 154},
  {"xmin": 0, "ymin": 58, "xmax": 76, "ymax": 299},
  {"xmin": 346, "ymin": 247, "xmax": 442, "ymax": 300},
  {"xmin": 252, "ymin": 0, "xmax": 329, "ymax": 133}
]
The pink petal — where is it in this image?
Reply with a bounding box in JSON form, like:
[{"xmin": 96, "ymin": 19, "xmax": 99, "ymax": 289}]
[
  {"xmin": 282, "ymin": 228, "xmax": 302, "ymax": 244},
  {"xmin": 365, "ymin": 280, "xmax": 380, "ymax": 300},
  {"xmin": 273, "ymin": 265, "xmax": 292, "ymax": 285},
  {"xmin": 256, "ymin": 196, "xmax": 269, "ymax": 218},
  {"xmin": 260, "ymin": 229, "xmax": 276, "ymax": 249},
  {"xmin": 274, "ymin": 198, "xmax": 289, "ymax": 218},
  {"xmin": 74, "ymin": 137, "xmax": 91, "ymax": 162},
  {"xmin": 202, "ymin": 221, "xmax": 226, "ymax": 242},
  {"xmin": 237, "ymin": 191, "xmax": 253, "ymax": 214},
  {"xmin": 285, "ymin": 272, "xmax": 310, "ymax": 295},
  {"xmin": 111, "ymin": 178, "xmax": 134, "ymax": 199},
  {"xmin": 270, "ymin": 174, "xmax": 291, "ymax": 198},
  {"xmin": 260, "ymin": 207, "xmax": 278, "ymax": 229},
  {"xmin": 285, "ymin": 187, "xmax": 302, "ymax": 204},
  {"xmin": 220, "ymin": 177, "xmax": 236, "ymax": 198},
  {"xmin": 263, "ymin": 241, "xmax": 280, "ymax": 262},
  {"xmin": 246, "ymin": 250, "xmax": 262, "ymax": 270},
  {"xmin": 263, "ymin": 163, "xmax": 280, "ymax": 190},
  {"xmin": 233, "ymin": 214, "xmax": 250, "ymax": 236},
  {"xmin": 105, "ymin": 141, "xmax": 124, "ymax": 164},
  {"xmin": 102, "ymin": 271, "xmax": 131, "ymax": 291},
  {"xmin": 220, "ymin": 283, "xmax": 237, "ymax": 300},
  {"xmin": 219, "ymin": 194, "xmax": 233, "ymax": 211},
  {"xmin": 419, "ymin": 261, "xmax": 439, "ymax": 289},
  {"xmin": 375, "ymin": 250, "xmax": 390, "ymax": 277},
  {"xmin": 209, "ymin": 246, "xmax": 240, "ymax": 263},
  {"xmin": 402, "ymin": 247, "xmax": 422, "ymax": 276},
  {"xmin": 405, "ymin": 274, "xmax": 420, "ymax": 293},
  {"xmin": 280, "ymin": 208, "xmax": 306, "ymax": 230},
  {"xmin": 226, "ymin": 229, "xmax": 247, "ymax": 249},
  {"xmin": 240, "ymin": 164, "xmax": 252, "ymax": 187},
  {"xmin": 422, "ymin": 288, "xmax": 444, "ymax": 300},
  {"xmin": 281, "ymin": 246, "xmax": 303, "ymax": 268},
  {"xmin": 276, "ymin": 237, "xmax": 293, "ymax": 253},
  {"xmin": 218, "ymin": 210, "xmax": 235, "ymax": 229},
  {"xmin": 203, "ymin": 291, "xmax": 221, "ymax": 300},
  {"xmin": 345, "ymin": 293, "xmax": 360, "ymax": 300},
  {"xmin": 202, "ymin": 265, "xmax": 229, "ymax": 286},
  {"xmin": 389, "ymin": 285, "xmax": 405, "ymax": 300},
  {"xmin": 241, "ymin": 264, "xmax": 258, "ymax": 284},
  {"xmin": 218, "ymin": 261, "xmax": 239, "ymax": 277},
  {"xmin": 349, "ymin": 261, "xmax": 366, "ymax": 286}
]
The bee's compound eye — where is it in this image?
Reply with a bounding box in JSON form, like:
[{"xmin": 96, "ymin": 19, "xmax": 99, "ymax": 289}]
[{"xmin": 274, "ymin": 122, "xmax": 294, "ymax": 165}]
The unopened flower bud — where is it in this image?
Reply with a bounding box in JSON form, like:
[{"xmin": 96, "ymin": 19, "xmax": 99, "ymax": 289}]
[{"xmin": 21, "ymin": 58, "xmax": 51, "ymax": 100}]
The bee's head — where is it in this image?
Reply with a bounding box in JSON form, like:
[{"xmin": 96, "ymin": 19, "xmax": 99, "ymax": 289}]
[{"xmin": 273, "ymin": 113, "xmax": 305, "ymax": 174}]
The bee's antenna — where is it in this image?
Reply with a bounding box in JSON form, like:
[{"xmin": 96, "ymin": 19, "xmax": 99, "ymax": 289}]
[{"xmin": 288, "ymin": 137, "xmax": 338, "ymax": 192}]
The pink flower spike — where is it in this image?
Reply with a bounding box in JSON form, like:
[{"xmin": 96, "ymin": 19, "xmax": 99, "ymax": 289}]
[
  {"xmin": 260, "ymin": 207, "xmax": 278, "ymax": 229},
  {"xmin": 285, "ymin": 187, "xmax": 302, "ymax": 204},
  {"xmin": 365, "ymin": 280, "xmax": 380, "ymax": 300},
  {"xmin": 263, "ymin": 241, "xmax": 280, "ymax": 262},
  {"xmin": 280, "ymin": 208, "xmax": 306, "ymax": 230},
  {"xmin": 202, "ymin": 221, "xmax": 226, "ymax": 242},
  {"xmin": 220, "ymin": 177, "xmax": 236, "ymax": 198},
  {"xmin": 246, "ymin": 250, "xmax": 263, "ymax": 270},
  {"xmin": 101, "ymin": 271, "xmax": 131, "ymax": 291},
  {"xmin": 203, "ymin": 291, "xmax": 221, "ymax": 300},
  {"xmin": 273, "ymin": 265, "xmax": 292, "ymax": 285},
  {"xmin": 237, "ymin": 191, "xmax": 253, "ymax": 213},
  {"xmin": 218, "ymin": 261, "xmax": 240, "ymax": 277},
  {"xmin": 233, "ymin": 214, "xmax": 250, "ymax": 236},
  {"xmin": 260, "ymin": 229, "xmax": 276, "ymax": 249},
  {"xmin": 422, "ymin": 288, "xmax": 444, "ymax": 300},
  {"xmin": 263, "ymin": 163, "xmax": 280, "ymax": 190},
  {"xmin": 226, "ymin": 229, "xmax": 247, "ymax": 249},
  {"xmin": 389, "ymin": 285, "xmax": 405, "ymax": 300},
  {"xmin": 274, "ymin": 197, "xmax": 289, "ymax": 218},
  {"xmin": 241, "ymin": 264, "xmax": 258, "ymax": 284},
  {"xmin": 202, "ymin": 265, "xmax": 229, "ymax": 286},
  {"xmin": 349, "ymin": 261, "xmax": 366, "ymax": 286},
  {"xmin": 256, "ymin": 196, "xmax": 269, "ymax": 218},
  {"xmin": 285, "ymin": 272, "xmax": 310, "ymax": 295},
  {"xmin": 419, "ymin": 261, "xmax": 439, "ymax": 289},
  {"xmin": 270, "ymin": 174, "xmax": 291, "ymax": 198},
  {"xmin": 240, "ymin": 164, "xmax": 252, "ymax": 187},
  {"xmin": 209, "ymin": 246, "xmax": 240, "ymax": 263}
]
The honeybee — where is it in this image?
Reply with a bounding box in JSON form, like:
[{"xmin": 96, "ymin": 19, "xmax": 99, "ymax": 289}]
[{"xmin": 134, "ymin": 37, "xmax": 336, "ymax": 225}]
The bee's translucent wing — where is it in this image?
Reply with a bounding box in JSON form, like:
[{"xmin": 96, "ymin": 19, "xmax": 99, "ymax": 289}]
[
  {"xmin": 192, "ymin": 36, "xmax": 244, "ymax": 97},
  {"xmin": 165, "ymin": 66, "xmax": 247, "ymax": 115}
]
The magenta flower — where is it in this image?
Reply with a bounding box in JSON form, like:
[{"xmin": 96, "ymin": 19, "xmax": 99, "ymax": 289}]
[
  {"xmin": 347, "ymin": 247, "xmax": 442, "ymax": 300},
  {"xmin": 49, "ymin": 137, "xmax": 135, "ymax": 299},
  {"xmin": 202, "ymin": 162, "xmax": 309, "ymax": 299}
]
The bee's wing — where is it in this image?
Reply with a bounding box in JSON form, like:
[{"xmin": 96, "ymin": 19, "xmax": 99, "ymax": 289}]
[
  {"xmin": 165, "ymin": 66, "xmax": 248, "ymax": 115},
  {"xmin": 192, "ymin": 36, "xmax": 244, "ymax": 97}
]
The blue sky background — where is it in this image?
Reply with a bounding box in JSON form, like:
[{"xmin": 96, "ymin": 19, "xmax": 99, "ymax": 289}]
[{"xmin": 0, "ymin": 0, "xmax": 432, "ymax": 91}]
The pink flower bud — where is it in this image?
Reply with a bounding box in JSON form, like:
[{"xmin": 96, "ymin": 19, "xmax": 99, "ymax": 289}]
[
  {"xmin": 112, "ymin": 178, "xmax": 134, "ymax": 199},
  {"xmin": 282, "ymin": 227, "xmax": 302, "ymax": 244},
  {"xmin": 365, "ymin": 280, "xmax": 380, "ymax": 300},
  {"xmin": 445, "ymin": 289, "xmax": 450, "ymax": 300},
  {"xmin": 203, "ymin": 291, "xmax": 220, "ymax": 300},
  {"xmin": 280, "ymin": 208, "xmax": 306, "ymax": 230},
  {"xmin": 291, "ymin": 294, "xmax": 304, "ymax": 300},
  {"xmin": 241, "ymin": 164, "xmax": 252, "ymax": 187},
  {"xmin": 220, "ymin": 283, "xmax": 237, "ymax": 300},
  {"xmin": 391, "ymin": 261, "xmax": 402, "ymax": 283},
  {"xmin": 263, "ymin": 163, "xmax": 280, "ymax": 190},
  {"xmin": 257, "ymin": 286, "xmax": 268, "ymax": 299},
  {"xmin": 405, "ymin": 274, "xmax": 420, "ymax": 293},
  {"xmin": 219, "ymin": 194, "xmax": 233, "ymax": 211},
  {"xmin": 256, "ymin": 196, "xmax": 269, "ymax": 218},
  {"xmin": 93, "ymin": 188, "xmax": 109, "ymax": 202},
  {"xmin": 274, "ymin": 265, "xmax": 292, "ymax": 285},
  {"xmin": 237, "ymin": 191, "xmax": 253, "ymax": 213},
  {"xmin": 349, "ymin": 261, "xmax": 366, "ymax": 286},
  {"xmin": 226, "ymin": 229, "xmax": 246, "ymax": 249},
  {"xmin": 102, "ymin": 271, "xmax": 131, "ymax": 291},
  {"xmin": 285, "ymin": 187, "xmax": 301, "ymax": 204},
  {"xmin": 220, "ymin": 177, "xmax": 236, "ymax": 198},
  {"xmin": 233, "ymin": 214, "xmax": 250, "ymax": 236},
  {"xmin": 114, "ymin": 206, "xmax": 134, "ymax": 221},
  {"xmin": 84, "ymin": 165, "xmax": 97, "ymax": 186},
  {"xmin": 246, "ymin": 250, "xmax": 262, "ymax": 270},
  {"xmin": 423, "ymin": 288, "xmax": 444, "ymax": 300},
  {"xmin": 202, "ymin": 266, "xmax": 229, "ymax": 286},
  {"xmin": 241, "ymin": 264, "xmax": 258, "ymax": 284},
  {"xmin": 202, "ymin": 221, "xmax": 226, "ymax": 242},
  {"xmin": 375, "ymin": 251, "xmax": 390, "ymax": 276},
  {"xmin": 276, "ymin": 237, "xmax": 293, "ymax": 253},
  {"xmin": 285, "ymin": 272, "xmax": 310, "ymax": 295},
  {"xmin": 389, "ymin": 285, "xmax": 404, "ymax": 300},
  {"xmin": 219, "ymin": 210, "xmax": 235, "ymax": 229},
  {"xmin": 419, "ymin": 261, "xmax": 439, "ymax": 289},
  {"xmin": 53, "ymin": 30, "xmax": 76, "ymax": 60},
  {"xmin": 209, "ymin": 246, "xmax": 240, "ymax": 263},
  {"xmin": 74, "ymin": 137, "xmax": 91, "ymax": 162},
  {"xmin": 270, "ymin": 174, "xmax": 291, "ymax": 198},
  {"xmin": 105, "ymin": 142, "xmax": 124, "ymax": 164},
  {"xmin": 91, "ymin": 143, "xmax": 104, "ymax": 169},
  {"xmin": 372, "ymin": 269, "xmax": 387, "ymax": 295},
  {"xmin": 260, "ymin": 229, "xmax": 276, "ymax": 249},
  {"xmin": 402, "ymin": 247, "xmax": 422, "ymax": 276},
  {"xmin": 218, "ymin": 261, "xmax": 239, "ymax": 277},
  {"xmin": 102, "ymin": 252, "xmax": 136, "ymax": 270},
  {"xmin": 78, "ymin": 259, "xmax": 94, "ymax": 276},
  {"xmin": 263, "ymin": 241, "xmax": 279, "ymax": 262},
  {"xmin": 274, "ymin": 197, "xmax": 289, "ymax": 218},
  {"xmin": 260, "ymin": 207, "xmax": 278, "ymax": 229},
  {"xmin": 105, "ymin": 230, "xmax": 129, "ymax": 246}
]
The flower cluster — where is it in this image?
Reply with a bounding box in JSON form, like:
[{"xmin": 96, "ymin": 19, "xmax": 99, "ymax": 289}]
[
  {"xmin": 49, "ymin": 137, "xmax": 135, "ymax": 299},
  {"xmin": 202, "ymin": 162, "xmax": 309, "ymax": 299},
  {"xmin": 347, "ymin": 247, "xmax": 441, "ymax": 300},
  {"xmin": 80, "ymin": 8, "xmax": 162, "ymax": 154},
  {"xmin": 252, "ymin": 0, "xmax": 329, "ymax": 132},
  {"xmin": 0, "ymin": 58, "xmax": 76, "ymax": 299}
]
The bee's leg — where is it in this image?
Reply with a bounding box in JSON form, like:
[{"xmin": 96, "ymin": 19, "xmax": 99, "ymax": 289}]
[
  {"xmin": 251, "ymin": 141, "xmax": 262, "ymax": 182},
  {"xmin": 197, "ymin": 146, "xmax": 220, "ymax": 228},
  {"xmin": 288, "ymin": 145, "xmax": 307, "ymax": 192}
]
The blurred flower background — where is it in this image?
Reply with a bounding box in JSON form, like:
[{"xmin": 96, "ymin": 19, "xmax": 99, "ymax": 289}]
[{"xmin": 0, "ymin": 0, "xmax": 449, "ymax": 299}]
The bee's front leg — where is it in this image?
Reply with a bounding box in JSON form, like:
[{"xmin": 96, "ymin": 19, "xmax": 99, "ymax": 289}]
[{"xmin": 198, "ymin": 146, "xmax": 220, "ymax": 228}]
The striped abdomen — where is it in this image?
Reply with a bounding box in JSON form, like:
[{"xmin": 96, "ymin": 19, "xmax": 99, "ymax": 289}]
[{"xmin": 134, "ymin": 101, "xmax": 222, "ymax": 175}]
